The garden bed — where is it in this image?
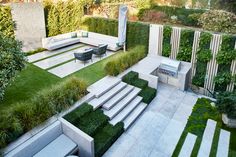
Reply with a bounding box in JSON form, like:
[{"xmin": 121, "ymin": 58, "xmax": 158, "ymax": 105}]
[{"xmin": 64, "ymin": 103, "xmax": 124, "ymax": 157}]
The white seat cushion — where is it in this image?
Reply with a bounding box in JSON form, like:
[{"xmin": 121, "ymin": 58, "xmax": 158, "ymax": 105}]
[{"xmin": 33, "ymin": 134, "xmax": 77, "ymax": 157}]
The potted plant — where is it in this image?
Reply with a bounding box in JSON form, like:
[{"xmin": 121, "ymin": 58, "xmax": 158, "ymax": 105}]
[{"xmin": 216, "ymin": 92, "xmax": 236, "ymax": 128}]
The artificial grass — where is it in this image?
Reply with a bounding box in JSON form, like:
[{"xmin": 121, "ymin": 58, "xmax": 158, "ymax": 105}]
[
  {"xmin": 0, "ymin": 63, "xmax": 61, "ymax": 110},
  {"xmin": 172, "ymin": 98, "xmax": 236, "ymax": 157}
]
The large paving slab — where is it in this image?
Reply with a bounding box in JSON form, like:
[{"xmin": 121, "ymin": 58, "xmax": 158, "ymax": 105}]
[
  {"xmin": 179, "ymin": 133, "xmax": 197, "ymax": 157},
  {"xmin": 198, "ymin": 119, "xmax": 217, "ymax": 157},
  {"xmin": 33, "ymin": 46, "xmax": 91, "ymax": 69},
  {"xmin": 216, "ymin": 129, "xmax": 230, "ymax": 157},
  {"xmin": 27, "ymin": 43, "xmax": 84, "ymax": 63},
  {"xmin": 48, "ymin": 51, "xmax": 114, "ymax": 78}
]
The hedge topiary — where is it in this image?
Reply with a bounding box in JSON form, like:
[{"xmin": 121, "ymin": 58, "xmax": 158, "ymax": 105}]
[
  {"xmin": 199, "ymin": 10, "xmax": 236, "ymax": 34},
  {"xmin": 0, "ymin": 33, "xmax": 26, "ymax": 100},
  {"xmin": 138, "ymin": 87, "xmax": 157, "ymax": 104},
  {"xmin": 122, "ymin": 71, "xmax": 139, "ymax": 84}
]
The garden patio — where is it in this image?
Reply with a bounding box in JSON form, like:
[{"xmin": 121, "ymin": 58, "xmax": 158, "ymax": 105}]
[{"xmin": 1, "ymin": 1, "xmax": 236, "ymax": 157}]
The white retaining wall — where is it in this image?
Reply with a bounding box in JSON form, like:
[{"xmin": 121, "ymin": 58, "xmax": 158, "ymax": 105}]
[{"xmin": 149, "ymin": 24, "xmax": 236, "ymax": 95}]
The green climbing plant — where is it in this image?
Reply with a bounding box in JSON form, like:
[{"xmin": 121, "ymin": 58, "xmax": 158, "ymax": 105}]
[{"xmin": 162, "ymin": 26, "xmax": 172, "ymax": 57}]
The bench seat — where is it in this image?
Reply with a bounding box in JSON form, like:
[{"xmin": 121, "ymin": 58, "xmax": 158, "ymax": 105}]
[{"xmin": 33, "ymin": 134, "xmax": 77, "ymax": 157}]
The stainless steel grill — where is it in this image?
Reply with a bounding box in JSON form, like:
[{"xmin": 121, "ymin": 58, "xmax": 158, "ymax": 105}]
[{"xmin": 158, "ymin": 59, "xmax": 180, "ymax": 77}]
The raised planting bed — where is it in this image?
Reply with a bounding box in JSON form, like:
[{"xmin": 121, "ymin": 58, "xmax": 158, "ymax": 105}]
[
  {"xmin": 64, "ymin": 103, "xmax": 125, "ymax": 157},
  {"xmin": 138, "ymin": 87, "xmax": 157, "ymax": 104},
  {"xmin": 122, "ymin": 71, "xmax": 139, "ymax": 84}
]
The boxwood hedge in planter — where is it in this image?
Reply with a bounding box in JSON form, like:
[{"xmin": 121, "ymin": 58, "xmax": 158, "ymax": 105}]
[
  {"xmin": 139, "ymin": 87, "xmax": 157, "ymax": 104},
  {"xmin": 122, "ymin": 71, "xmax": 139, "ymax": 84}
]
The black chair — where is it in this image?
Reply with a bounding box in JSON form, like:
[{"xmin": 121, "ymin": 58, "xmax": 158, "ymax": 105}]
[
  {"xmin": 74, "ymin": 49, "xmax": 93, "ymax": 65},
  {"xmin": 93, "ymin": 44, "xmax": 108, "ymax": 59}
]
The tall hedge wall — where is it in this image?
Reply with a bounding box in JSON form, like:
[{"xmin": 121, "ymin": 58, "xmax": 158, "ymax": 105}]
[
  {"xmin": 0, "ymin": 5, "xmax": 14, "ymax": 38},
  {"xmin": 82, "ymin": 17, "xmax": 150, "ymax": 49},
  {"xmin": 45, "ymin": 0, "xmax": 84, "ymax": 37}
]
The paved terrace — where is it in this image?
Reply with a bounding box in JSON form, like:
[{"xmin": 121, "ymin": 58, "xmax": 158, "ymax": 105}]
[{"xmin": 103, "ymin": 83, "xmax": 199, "ymax": 157}]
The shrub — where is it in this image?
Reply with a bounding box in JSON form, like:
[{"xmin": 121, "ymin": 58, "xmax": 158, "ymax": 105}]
[
  {"xmin": 74, "ymin": 109, "xmax": 109, "ymax": 136},
  {"xmin": 214, "ymin": 72, "xmax": 233, "ymax": 91},
  {"xmin": 0, "ymin": 5, "xmax": 14, "ymax": 38},
  {"xmin": 138, "ymin": 87, "xmax": 157, "ymax": 104},
  {"xmin": 197, "ymin": 49, "xmax": 212, "ymax": 62},
  {"xmin": 216, "ymin": 92, "xmax": 236, "ymax": 119},
  {"xmin": 132, "ymin": 78, "xmax": 148, "ymax": 89},
  {"xmin": 162, "ymin": 26, "xmax": 172, "ymax": 57},
  {"xmin": 122, "ymin": 71, "xmax": 139, "ymax": 85},
  {"xmin": 0, "ymin": 33, "xmax": 26, "ymax": 100},
  {"xmin": 105, "ymin": 46, "xmax": 146, "ymax": 76},
  {"xmin": 64, "ymin": 103, "xmax": 93, "ymax": 123},
  {"xmin": 94, "ymin": 122, "xmax": 124, "ymax": 157},
  {"xmin": 139, "ymin": 10, "xmax": 167, "ymax": 23},
  {"xmin": 26, "ymin": 48, "xmax": 46, "ymax": 56},
  {"xmin": 199, "ymin": 10, "xmax": 236, "ymax": 34},
  {"xmin": 0, "ymin": 77, "xmax": 87, "ymax": 148}
]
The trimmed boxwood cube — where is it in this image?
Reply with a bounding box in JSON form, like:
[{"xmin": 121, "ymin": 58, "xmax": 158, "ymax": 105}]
[
  {"xmin": 122, "ymin": 71, "xmax": 139, "ymax": 84},
  {"xmin": 94, "ymin": 122, "xmax": 124, "ymax": 157},
  {"xmin": 139, "ymin": 87, "xmax": 157, "ymax": 104},
  {"xmin": 131, "ymin": 78, "xmax": 148, "ymax": 89},
  {"xmin": 63, "ymin": 103, "xmax": 93, "ymax": 123},
  {"xmin": 74, "ymin": 109, "xmax": 109, "ymax": 136}
]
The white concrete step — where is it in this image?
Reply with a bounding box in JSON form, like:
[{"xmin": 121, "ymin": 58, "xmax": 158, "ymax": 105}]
[
  {"xmin": 103, "ymin": 87, "xmax": 141, "ymax": 119},
  {"xmin": 179, "ymin": 133, "xmax": 197, "ymax": 157},
  {"xmin": 102, "ymin": 85, "xmax": 134, "ymax": 110},
  {"xmin": 110, "ymin": 96, "xmax": 143, "ymax": 125},
  {"xmin": 198, "ymin": 119, "xmax": 217, "ymax": 157},
  {"xmin": 89, "ymin": 82, "xmax": 127, "ymax": 109},
  {"xmin": 216, "ymin": 129, "xmax": 230, "ymax": 157},
  {"xmin": 123, "ymin": 102, "xmax": 147, "ymax": 130},
  {"xmin": 87, "ymin": 76, "xmax": 121, "ymax": 98}
]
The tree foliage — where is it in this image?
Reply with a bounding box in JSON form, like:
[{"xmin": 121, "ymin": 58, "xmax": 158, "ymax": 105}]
[
  {"xmin": 0, "ymin": 5, "xmax": 14, "ymax": 38},
  {"xmin": 0, "ymin": 33, "xmax": 26, "ymax": 100}
]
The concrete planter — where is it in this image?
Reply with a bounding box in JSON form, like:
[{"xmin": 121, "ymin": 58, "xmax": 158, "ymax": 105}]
[{"xmin": 222, "ymin": 114, "xmax": 236, "ymax": 128}]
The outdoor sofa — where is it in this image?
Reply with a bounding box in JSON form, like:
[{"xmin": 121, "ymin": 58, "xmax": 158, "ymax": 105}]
[{"xmin": 42, "ymin": 31, "xmax": 121, "ymax": 51}]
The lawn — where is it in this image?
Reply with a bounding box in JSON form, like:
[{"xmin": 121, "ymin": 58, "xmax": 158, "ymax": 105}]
[
  {"xmin": 0, "ymin": 51, "xmax": 122, "ymax": 111},
  {"xmin": 0, "ymin": 63, "xmax": 61, "ymax": 110}
]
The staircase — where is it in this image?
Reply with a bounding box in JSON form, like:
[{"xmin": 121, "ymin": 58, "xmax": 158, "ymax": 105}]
[{"xmin": 88, "ymin": 76, "xmax": 147, "ymax": 130}]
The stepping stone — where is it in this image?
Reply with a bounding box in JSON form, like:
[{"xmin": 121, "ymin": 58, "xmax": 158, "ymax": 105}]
[
  {"xmin": 155, "ymin": 119, "xmax": 185, "ymax": 156},
  {"xmin": 103, "ymin": 87, "xmax": 141, "ymax": 119},
  {"xmin": 110, "ymin": 96, "xmax": 143, "ymax": 125},
  {"xmin": 123, "ymin": 102, "xmax": 147, "ymax": 130},
  {"xmin": 87, "ymin": 76, "xmax": 121, "ymax": 98},
  {"xmin": 103, "ymin": 85, "xmax": 134, "ymax": 110},
  {"xmin": 27, "ymin": 43, "xmax": 83, "ymax": 63},
  {"xmin": 198, "ymin": 119, "xmax": 217, "ymax": 157},
  {"xmin": 34, "ymin": 46, "xmax": 91, "ymax": 69},
  {"xmin": 89, "ymin": 82, "xmax": 127, "ymax": 109},
  {"xmin": 179, "ymin": 133, "xmax": 197, "ymax": 157},
  {"xmin": 48, "ymin": 51, "xmax": 114, "ymax": 78},
  {"xmin": 216, "ymin": 129, "xmax": 230, "ymax": 157}
]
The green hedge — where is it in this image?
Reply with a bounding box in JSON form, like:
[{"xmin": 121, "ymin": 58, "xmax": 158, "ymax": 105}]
[
  {"xmin": 71, "ymin": 109, "xmax": 109, "ymax": 137},
  {"xmin": 82, "ymin": 17, "xmax": 150, "ymax": 49},
  {"xmin": 63, "ymin": 103, "xmax": 93, "ymax": 122},
  {"xmin": 0, "ymin": 5, "xmax": 14, "ymax": 38},
  {"xmin": 94, "ymin": 122, "xmax": 124, "ymax": 157},
  {"xmin": 192, "ymin": 32, "xmax": 212, "ymax": 87},
  {"xmin": 104, "ymin": 46, "xmax": 146, "ymax": 76},
  {"xmin": 122, "ymin": 71, "xmax": 157, "ymax": 104},
  {"xmin": 0, "ymin": 77, "xmax": 87, "ymax": 148},
  {"xmin": 122, "ymin": 71, "xmax": 139, "ymax": 84},
  {"xmin": 177, "ymin": 29, "xmax": 195, "ymax": 62},
  {"xmin": 138, "ymin": 87, "xmax": 157, "ymax": 104},
  {"xmin": 138, "ymin": 5, "xmax": 205, "ymax": 27},
  {"xmin": 45, "ymin": 0, "xmax": 84, "ymax": 36}
]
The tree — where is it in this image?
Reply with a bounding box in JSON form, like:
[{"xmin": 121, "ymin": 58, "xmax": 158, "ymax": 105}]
[{"xmin": 0, "ymin": 33, "xmax": 26, "ymax": 100}]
